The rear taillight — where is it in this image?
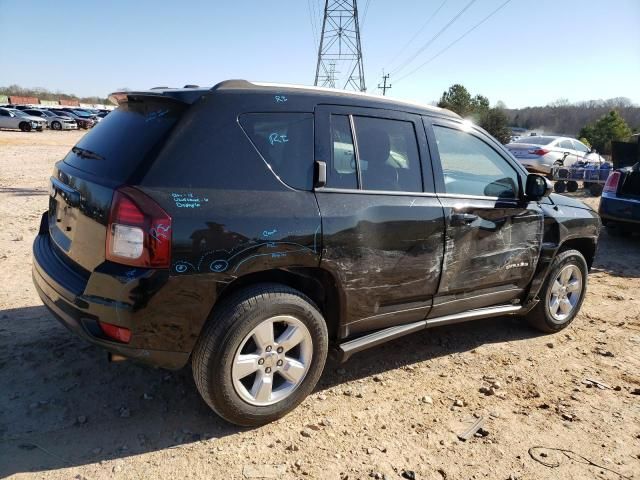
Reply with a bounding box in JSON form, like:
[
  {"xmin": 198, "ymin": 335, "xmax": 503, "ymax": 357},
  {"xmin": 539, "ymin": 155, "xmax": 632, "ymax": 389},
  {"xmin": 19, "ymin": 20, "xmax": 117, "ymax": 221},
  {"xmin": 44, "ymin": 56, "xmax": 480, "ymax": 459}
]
[
  {"xmin": 603, "ymin": 171, "xmax": 621, "ymax": 194},
  {"xmin": 529, "ymin": 148, "xmax": 550, "ymax": 156},
  {"xmin": 106, "ymin": 186, "xmax": 171, "ymax": 268},
  {"xmin": 99, "ymin": 321, "xmax": 132, "ymax": 343}
]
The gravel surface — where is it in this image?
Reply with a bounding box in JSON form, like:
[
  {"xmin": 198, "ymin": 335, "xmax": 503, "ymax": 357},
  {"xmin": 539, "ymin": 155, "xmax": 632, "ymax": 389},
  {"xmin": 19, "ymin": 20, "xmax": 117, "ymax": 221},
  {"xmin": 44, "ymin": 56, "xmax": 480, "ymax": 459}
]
[{"xmin": 0, "ymin": 130, "xmax": 638, "ymax": 479}]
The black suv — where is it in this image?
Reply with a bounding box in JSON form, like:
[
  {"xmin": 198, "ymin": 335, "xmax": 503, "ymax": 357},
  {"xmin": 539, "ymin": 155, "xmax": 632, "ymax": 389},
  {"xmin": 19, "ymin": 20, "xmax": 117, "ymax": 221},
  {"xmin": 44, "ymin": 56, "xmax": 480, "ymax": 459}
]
[{"xmin": 32, "ymin": 80, "xmax": 601, "ymax": 426}]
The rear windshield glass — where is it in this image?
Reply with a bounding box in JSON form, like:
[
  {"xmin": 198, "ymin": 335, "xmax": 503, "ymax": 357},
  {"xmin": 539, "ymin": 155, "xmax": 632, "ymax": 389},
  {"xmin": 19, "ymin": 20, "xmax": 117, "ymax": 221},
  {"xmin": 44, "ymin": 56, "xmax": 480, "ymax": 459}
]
[
  {"xmin": 239, "ymin": 113, "xmax": 314, "ymax": 190},
  {"xmin": 512, "ymin": 136, "xmax": 555, "ymax": 145},
  {"xmin": 63, "ymin": 99, "xmax": 185, "ymax": 183}
]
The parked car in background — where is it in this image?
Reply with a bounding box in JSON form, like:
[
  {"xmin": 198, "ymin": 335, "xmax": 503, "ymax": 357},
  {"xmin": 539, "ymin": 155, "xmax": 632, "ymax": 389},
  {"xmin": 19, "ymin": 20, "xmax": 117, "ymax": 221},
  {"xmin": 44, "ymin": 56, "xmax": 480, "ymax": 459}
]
[
  {"xmin": 0, "ymin": 107, "xmax": 42, "ymax": 131},
  {"xmin": 23, "ymin": 108, "xmax": 78, "ymax": 130},
  {"xmin": 32, "ymin": 80, "xmax": 601, "ymax": 427},
  {"xmin": 506, "ymin": 136, "xmax": 605, "ymax": 175},
  {"xmin": 52, "ymin": 110, "xmax": 95, "ymax": 129},
  {"xmin": 6, "ymin": 109, "xmax": 46, "ymax": 131},
  {"xmin": 60, "ymin": 108, "xmax": 101, "ymax": 124},
  {"xmin": 599, "ymin": 163, "xmax": 640, "ymax": 235}
]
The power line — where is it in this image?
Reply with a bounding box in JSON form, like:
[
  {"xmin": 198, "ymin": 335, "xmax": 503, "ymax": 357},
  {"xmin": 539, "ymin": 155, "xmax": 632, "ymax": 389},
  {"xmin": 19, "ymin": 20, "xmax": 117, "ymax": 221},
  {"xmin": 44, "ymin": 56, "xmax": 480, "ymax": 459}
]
[
  {"xmin": 360, "ymin": 0, "xmax": 372, "ymax": 30},
  {"xmin": 386, "ymin": 0, "xmax": 448, "ymax": 69},
  {"xmin": 390, "ymin": 0, "xmax": 477, "ymax": 76},
  {"xmin": 394, "ymin": 0, "xmax": 513, "ymax": 84},
  {"xmin": 307, "ymin": 0, "xmax": 319, "ymax": 48}
]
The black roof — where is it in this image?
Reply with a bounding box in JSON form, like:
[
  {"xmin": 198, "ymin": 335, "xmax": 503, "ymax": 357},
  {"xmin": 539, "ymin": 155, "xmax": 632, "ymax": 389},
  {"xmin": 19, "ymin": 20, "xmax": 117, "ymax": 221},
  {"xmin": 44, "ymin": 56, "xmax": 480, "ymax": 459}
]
[{"xmin": 109, "ymin": 80, "xmax": 459, "ymax": 119}]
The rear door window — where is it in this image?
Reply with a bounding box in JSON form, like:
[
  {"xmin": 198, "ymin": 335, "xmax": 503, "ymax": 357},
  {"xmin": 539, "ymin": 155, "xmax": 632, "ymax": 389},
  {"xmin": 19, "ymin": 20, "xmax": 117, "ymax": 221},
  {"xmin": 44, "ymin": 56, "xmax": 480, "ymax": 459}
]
[
  {"xmin": 63, "ymin": 99, "xmax": 186, "ymax": 183},
  {"xmin": 328, "ymin": 114, "xmax": 358, "ymax": 189},
  {"xmin": 239, "ymin": 113, "xmax": 314, "ymax": 190},
  {"xmin": 353, "ymin": 116, "xmax": 422, "ymax": 192}
]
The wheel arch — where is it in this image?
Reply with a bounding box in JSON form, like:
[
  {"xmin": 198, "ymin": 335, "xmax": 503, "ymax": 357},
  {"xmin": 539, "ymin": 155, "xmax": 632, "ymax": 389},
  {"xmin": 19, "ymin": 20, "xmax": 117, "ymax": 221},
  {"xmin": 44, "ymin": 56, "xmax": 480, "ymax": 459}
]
[
  {"xmin": 213, "ymin": 267, "xmax": 343, "ymax": 341},
  {"xmin": 558, "ymin": 237, "xmax": 597, "ymax": 270}
]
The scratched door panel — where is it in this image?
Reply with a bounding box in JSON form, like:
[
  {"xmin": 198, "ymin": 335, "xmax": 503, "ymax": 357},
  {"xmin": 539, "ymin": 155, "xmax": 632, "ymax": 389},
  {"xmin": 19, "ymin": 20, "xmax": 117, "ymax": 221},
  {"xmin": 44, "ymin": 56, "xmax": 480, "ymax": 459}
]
[{"xmin": 316, "ymin": 192, "xmax": 445, "ymax": 335}]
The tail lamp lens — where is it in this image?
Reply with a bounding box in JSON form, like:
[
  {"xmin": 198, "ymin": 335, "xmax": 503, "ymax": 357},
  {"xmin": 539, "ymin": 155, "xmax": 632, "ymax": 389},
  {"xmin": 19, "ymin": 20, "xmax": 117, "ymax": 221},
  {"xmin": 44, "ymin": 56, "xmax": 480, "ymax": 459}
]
[
  {"xmin": 603, "ymin": 171, "xmax": 620, "ymax": 194},
  {"xmin": 106, "ymin": 187, "xmax": 172, "ymax": 268}
]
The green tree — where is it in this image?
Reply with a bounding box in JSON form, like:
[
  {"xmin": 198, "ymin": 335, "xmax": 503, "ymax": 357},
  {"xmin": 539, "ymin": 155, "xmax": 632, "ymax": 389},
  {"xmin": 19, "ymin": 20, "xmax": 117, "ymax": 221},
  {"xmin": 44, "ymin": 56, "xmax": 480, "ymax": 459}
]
[
  {"xmin": 437, "ymin": 84, "xmax": 474, "ymax": 117},
  {"xmin": 438, "ymin": 84, "xmax": 511, "ymax": 144},
  {"xmin": 479, "ymin": 107, "xmax": 511, "ymax": 144},
  {"xmin": 579, "ymin": 110, "xmax": 632, "ymax": 154}
]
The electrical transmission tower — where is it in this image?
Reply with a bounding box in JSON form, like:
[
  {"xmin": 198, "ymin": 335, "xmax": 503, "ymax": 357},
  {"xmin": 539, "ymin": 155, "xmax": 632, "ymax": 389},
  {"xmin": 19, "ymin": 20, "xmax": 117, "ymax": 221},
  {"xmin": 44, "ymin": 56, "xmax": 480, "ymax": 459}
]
[{"xmin": 314, "ymin": 0, "xmax": 366, "ymax": 92}]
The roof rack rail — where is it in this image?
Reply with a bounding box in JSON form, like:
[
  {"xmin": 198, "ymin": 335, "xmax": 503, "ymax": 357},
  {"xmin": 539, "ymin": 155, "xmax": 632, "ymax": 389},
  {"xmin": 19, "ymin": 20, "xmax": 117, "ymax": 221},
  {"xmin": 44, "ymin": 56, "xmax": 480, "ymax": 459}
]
[
  {"xmin": 183, "ymin": 84, "xmax": 200, "ymax": 88},
  {"xmin": 150, "ymin": 86, "xmax": 169, "ymax": 90}
]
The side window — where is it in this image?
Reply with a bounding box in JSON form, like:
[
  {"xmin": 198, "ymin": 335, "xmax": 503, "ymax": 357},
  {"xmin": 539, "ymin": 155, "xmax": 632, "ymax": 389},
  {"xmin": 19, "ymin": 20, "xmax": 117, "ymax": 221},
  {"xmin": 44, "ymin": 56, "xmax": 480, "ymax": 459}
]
[
  {"xmin": 559, "ymin": 139, "xmax": 574, "ymax": 150},
  {"xmin": 352, "ymin": 116, "xmax": 422, "ymax": 192},
  {"xmin": 239, "ymin": 113, "xmax": 314, "ymax": 190},
  {"xmin": 433, "ymin": 125, "xmax": 520, "ymax": 198},
  {"xmin": 328, "ymin": 115, "xmax": 358, "ymax": 189},
  {"xmin": 0, "ymin": 110, "xmax": 9, "ymax": 117},
  {"xmin": 572, "ymin": 140, "xmax": 589, "ymax": 153}
]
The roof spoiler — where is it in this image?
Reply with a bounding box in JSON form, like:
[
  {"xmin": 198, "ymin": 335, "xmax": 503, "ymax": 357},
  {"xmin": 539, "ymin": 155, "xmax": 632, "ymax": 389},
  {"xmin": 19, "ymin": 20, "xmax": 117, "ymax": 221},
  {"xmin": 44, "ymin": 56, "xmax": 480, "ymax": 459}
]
[{"xmin": 108, "ymin": 88, "xmax": 209, "ymax": 106}]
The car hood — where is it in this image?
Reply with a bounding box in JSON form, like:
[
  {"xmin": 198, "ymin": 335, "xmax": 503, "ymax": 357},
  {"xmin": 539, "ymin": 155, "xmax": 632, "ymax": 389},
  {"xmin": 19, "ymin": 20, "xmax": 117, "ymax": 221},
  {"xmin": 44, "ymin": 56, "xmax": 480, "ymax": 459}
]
[{"xmin": 549, "ymin": 193, "xmax": 593, "ymax": 211}]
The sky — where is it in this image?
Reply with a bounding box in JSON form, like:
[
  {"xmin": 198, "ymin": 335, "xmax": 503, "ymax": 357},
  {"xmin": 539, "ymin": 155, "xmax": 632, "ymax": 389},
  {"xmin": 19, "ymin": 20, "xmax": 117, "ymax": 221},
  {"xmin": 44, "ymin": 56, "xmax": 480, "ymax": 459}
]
[{"xmin": 1, "ymin": 0, "xmax": 639, "ymax": 108}]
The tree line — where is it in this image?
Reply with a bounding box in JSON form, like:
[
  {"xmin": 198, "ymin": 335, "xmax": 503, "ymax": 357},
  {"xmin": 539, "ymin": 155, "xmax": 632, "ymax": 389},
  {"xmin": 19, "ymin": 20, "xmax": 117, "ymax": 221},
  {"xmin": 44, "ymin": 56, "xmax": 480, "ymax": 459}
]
[
  {"xmin": 437, "ymin": 84, "xmax": 637, "ymax": 153},
  {"xmin": 506, "ymin": 98, "xmax": 639, "ymax": 137},
  {"xmin": 0, "ymin": 84, "xmax": 110, "ymax": 105}
]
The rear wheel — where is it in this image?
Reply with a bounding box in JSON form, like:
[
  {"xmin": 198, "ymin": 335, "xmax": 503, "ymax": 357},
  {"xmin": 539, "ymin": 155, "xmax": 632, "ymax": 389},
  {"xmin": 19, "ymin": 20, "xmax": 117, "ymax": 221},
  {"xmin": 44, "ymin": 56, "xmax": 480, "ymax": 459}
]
[
  {"xmin": 589, "ymin": 183, "xmax": 603, "ymax": 196},
  {"xmin": 192, "ymin": 283, "xmax": 328, "ymax": 426},
  {"xmin": 526, "ymin": 249, "xmax": 588, "ymax": 333},
  {"xmin": 554, "ymin": 181, "xmax": 566, "ymax": 193},
  {"xmin": 566, "ymin": 180, "xmax": 579, "ymax": 192},
  {"xmin": 19, "ymin": 122, "xmax": 31, "ymax": 132},
  {"xmin": 51, "ymin": 121, "xmax": 62, "ymax": 130}
]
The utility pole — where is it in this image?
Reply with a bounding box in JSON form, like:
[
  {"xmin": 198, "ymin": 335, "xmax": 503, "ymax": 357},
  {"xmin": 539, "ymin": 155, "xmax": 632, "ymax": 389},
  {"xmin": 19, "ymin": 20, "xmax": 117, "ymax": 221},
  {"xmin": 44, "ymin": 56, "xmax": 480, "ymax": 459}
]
[
  {"xmin": 378, "ymin": 73, "xmax": 391, "ymax": 96},
  {"xmin": 314, "ymin": 0, "xmax": 366, "ymax": 92}
]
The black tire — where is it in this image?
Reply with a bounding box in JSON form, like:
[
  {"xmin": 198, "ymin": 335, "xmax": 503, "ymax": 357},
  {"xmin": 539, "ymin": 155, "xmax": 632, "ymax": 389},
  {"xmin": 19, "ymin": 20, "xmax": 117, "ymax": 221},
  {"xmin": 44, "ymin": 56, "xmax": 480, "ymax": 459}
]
[
  {"xmin": 192, "ymin": 283, "xmax": 328, "ymax": 426},
  {"xmin": 51, "ymin": 121, "xmax": 62, "ymax": 130},
  {"xmin": 566, "ymin": 180, "xmax": 579, "ymax": 192},
  {"xmin": 19, "ymin": 122, "xmax": 31, "ymax": 132},
  {"xmin": 526, "ymin": 249, "xmax": 588, "ymax": 333},
  {"xmin": 589, "ymin": 183, "xmax": 603, "ymax": 196},
  {"xmin": 554, "ymin": 181, "xmax": 566, "ymax": 193}
]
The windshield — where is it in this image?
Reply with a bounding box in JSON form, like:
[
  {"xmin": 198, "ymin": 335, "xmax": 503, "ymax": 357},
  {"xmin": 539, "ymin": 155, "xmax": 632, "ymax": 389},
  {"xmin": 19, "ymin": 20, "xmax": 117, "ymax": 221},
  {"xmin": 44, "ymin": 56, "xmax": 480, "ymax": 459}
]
[
  {"xmin": 71, "ymin": 110, "xmax": 92, "ymax": 117},
  {"xmin": 512, "ymin": 136, "xmax": 555, "ymax": 145},
  {"xmin": 11, "ymin": 110, "xmax": 28, "ymax": 117}
]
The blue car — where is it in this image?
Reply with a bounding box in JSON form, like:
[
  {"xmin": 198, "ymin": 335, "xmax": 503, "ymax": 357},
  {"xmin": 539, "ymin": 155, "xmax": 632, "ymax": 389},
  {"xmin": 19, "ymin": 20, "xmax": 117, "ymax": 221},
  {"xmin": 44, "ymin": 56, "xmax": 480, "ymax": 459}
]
[{"xmin": 599, "ymin": 163, "xmax": 640, "ymax": 235}]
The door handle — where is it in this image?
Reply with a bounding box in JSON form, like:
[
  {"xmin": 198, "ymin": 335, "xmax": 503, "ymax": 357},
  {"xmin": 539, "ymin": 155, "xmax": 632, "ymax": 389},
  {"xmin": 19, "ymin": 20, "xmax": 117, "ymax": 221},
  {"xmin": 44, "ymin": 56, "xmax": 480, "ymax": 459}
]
[{"xmin": 450, "ymin": 212, "xmax": 478, "ymax": 226}]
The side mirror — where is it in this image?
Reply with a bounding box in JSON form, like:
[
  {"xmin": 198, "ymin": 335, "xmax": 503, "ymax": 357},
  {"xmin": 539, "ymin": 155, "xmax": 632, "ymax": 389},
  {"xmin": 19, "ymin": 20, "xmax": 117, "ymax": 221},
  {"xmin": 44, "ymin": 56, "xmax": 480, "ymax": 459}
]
[
  {"xmin": 314, "ymin": 161, "xmax": 327, "ymax": 188},
  {"xmin": 525, "ymin": 173, "xmax": 552, "ymax": 200}
]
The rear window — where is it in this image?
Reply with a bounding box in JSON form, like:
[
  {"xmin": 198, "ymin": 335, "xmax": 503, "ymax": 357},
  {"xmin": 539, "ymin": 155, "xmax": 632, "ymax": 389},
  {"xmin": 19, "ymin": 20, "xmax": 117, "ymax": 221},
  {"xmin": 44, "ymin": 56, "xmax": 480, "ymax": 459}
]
[
  {"xmin": 239, "ymin": 113, "xmax": 314, "ymax": 190},
  {"xmin": 512, "ymin": 136, "xmax": 555, "ymax": 145},
  {"xmin": 63, "ymin": 99, "xmax": 185, "ymax": 183}
]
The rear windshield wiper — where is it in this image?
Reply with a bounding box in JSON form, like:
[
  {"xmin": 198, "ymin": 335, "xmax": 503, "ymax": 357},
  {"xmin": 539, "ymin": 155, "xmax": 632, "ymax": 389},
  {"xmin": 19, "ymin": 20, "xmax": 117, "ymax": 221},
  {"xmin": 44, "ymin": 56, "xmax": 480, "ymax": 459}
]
[{"xmin": 72, "ymin": 146, "xmax": 104, "ymax": 161}]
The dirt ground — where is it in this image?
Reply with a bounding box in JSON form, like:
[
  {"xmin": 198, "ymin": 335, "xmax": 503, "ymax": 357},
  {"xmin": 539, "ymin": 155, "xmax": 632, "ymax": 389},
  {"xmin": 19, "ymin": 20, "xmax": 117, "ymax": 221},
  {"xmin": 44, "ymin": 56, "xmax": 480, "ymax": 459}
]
[{"xmin": 0, "ymin": 129, "xmax": 638, "ymax": 480}]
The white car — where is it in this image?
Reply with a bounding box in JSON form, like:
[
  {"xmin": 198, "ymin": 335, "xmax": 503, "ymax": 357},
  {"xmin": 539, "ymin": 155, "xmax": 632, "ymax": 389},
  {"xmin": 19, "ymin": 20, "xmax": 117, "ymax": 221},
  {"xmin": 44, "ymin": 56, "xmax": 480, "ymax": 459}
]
[
  {"xmin": 0, "ymin": 107, "xmax": 44, "ymax": 132},
  {"xmin": 23, "ymin": 109, "xmax": 78, "ymax": 130},
  {"xmin": 506, "ymin": 136, "xmax": 605, "ymax": 175}
]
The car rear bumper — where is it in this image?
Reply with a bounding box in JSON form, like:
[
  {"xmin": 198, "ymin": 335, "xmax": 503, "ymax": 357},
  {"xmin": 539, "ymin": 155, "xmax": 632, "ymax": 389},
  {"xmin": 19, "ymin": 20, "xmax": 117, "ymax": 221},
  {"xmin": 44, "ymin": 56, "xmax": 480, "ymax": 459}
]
[
  {"xmin": 32, "ymin": 225, "xmax": 191, "ymax": 370},
  {"xmin": 599, "ymin": 194, "xmax": 640, "ymax": 228}
]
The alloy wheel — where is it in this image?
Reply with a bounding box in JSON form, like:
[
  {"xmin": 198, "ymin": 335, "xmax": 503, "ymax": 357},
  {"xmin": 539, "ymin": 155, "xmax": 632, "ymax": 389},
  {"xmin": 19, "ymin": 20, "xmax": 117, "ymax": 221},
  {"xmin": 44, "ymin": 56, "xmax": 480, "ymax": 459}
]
[{"xmin": 231, "ymin": 315, "xmax": 313, "ymax": 406}]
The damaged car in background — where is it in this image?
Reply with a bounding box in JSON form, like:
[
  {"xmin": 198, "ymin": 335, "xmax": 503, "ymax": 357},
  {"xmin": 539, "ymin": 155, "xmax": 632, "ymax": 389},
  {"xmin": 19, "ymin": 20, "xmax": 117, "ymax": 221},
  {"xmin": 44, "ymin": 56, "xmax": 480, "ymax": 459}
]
[
  {"xmin": 599, "ymin": 162, "xmax": 640, "ymax": 235},
  {"xmin": 32, "ymin": 80, "xmax": 601, "ymax": 426}
]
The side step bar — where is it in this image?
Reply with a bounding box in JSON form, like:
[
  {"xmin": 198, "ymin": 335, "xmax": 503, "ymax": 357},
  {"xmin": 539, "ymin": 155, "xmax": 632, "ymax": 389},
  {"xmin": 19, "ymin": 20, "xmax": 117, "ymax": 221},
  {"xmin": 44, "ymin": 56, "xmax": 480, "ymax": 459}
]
[{"xmin": 337, "ymin": 304, "xmax": 522, "ymax": 362}]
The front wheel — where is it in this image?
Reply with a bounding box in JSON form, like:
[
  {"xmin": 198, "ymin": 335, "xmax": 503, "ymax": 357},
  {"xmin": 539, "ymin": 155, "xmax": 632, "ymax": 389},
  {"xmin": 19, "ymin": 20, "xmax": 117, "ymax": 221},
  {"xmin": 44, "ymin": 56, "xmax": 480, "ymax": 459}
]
[
  {"xmin": 19, "ymin": 122, "xmax": 31, "ymax": 132},
  {"xmin": 192, "ymin": 283, "xmax": 328, "ymax": 426},
  {"xmin": 51, "ymin": 121, "xmax": 62, "ymax": 130},
  {"xmin": 526, "ymin": 249, "xmax": 588, "ymax": 333}
]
